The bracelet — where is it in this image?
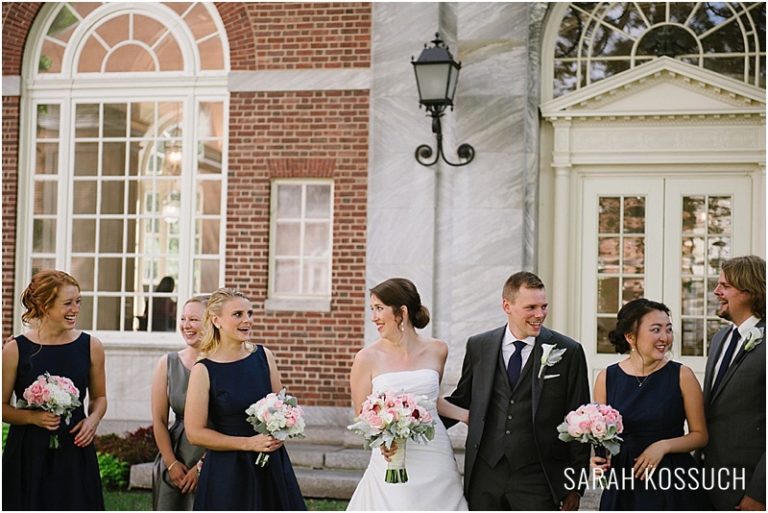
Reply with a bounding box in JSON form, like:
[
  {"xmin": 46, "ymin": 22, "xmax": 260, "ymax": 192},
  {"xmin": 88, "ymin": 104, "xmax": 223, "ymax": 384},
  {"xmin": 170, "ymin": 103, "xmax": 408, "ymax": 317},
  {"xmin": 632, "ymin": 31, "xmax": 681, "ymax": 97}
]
[
  {"xmin": 167, "ymin": 460, "xmax": 179, "ymax": 472},
  {"xmin": 196, "ymin": 459, "xmax": 204, "ymax": 476}
]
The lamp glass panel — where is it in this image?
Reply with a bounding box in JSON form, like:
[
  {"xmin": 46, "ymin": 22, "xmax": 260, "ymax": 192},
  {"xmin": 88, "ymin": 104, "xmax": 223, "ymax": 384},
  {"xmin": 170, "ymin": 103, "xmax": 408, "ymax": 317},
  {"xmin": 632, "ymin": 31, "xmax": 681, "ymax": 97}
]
[
  {"xmin": 415, "ymin": 63, "xmax": 451, "ymax": 101},
  {"xmin": 446, "ymin": 65, "xmax": 460, "ymax": 101}
]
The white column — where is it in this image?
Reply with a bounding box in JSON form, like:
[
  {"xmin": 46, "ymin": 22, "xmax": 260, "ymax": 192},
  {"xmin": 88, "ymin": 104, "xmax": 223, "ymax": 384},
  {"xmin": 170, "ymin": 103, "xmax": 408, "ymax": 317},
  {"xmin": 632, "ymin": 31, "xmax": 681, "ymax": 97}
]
[{"xmin": 550, "ymin": 118, "xmax": 572, "ymax": 333}]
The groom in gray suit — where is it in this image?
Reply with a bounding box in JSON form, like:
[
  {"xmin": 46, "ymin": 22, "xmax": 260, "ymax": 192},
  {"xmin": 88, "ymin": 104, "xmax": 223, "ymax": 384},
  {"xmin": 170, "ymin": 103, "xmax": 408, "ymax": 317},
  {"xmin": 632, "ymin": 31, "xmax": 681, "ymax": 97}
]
[
  {"xmin": 700, "ymin": 255, "xmax": 765, "ymax": 510},
  {"xmin": 445, "ymin": 271, "xmax": 590, "ymax": 510}
]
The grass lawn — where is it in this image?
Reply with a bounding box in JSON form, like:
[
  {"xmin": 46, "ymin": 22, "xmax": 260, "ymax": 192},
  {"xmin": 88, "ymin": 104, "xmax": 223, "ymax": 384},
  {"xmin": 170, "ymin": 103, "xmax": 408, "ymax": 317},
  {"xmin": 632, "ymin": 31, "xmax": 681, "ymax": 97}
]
[{"xmin": 104, "ymin": 489, "xmax": 349, "ymax": 511}]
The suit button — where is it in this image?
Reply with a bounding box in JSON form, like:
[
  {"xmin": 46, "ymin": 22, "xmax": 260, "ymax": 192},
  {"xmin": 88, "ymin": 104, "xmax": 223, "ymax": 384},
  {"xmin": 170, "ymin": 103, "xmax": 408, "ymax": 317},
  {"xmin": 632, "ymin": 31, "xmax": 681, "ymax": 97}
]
[
  {"xmin": 505, "ymin": 430, "xmax": 511, "ymax": 435},
  {"xmin": 508, "ymin": 415, "xmax": 513, "ymax": 420},
  {"xmin": 509, "ymin": 399, "xmax": 515, "ymax": 405}
]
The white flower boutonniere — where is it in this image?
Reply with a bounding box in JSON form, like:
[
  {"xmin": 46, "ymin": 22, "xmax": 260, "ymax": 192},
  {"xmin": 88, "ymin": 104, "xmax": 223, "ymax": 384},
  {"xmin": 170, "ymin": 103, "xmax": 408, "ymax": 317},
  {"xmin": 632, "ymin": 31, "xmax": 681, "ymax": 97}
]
[
  {"xmin": 538, "ymin": 344, "xmax": 567, "ymax": 379},
  {"xmin": 743, "ymin": 326, "xmax": 764, "ymax": 352}
]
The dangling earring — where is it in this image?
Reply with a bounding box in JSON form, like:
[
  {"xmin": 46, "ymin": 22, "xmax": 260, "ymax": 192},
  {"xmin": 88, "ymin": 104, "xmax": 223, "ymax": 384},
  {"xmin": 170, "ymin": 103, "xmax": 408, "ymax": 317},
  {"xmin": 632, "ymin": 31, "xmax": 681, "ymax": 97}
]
[{"xmin": 399, "ymin": 320, "xmax": 404, "ymax": 332}]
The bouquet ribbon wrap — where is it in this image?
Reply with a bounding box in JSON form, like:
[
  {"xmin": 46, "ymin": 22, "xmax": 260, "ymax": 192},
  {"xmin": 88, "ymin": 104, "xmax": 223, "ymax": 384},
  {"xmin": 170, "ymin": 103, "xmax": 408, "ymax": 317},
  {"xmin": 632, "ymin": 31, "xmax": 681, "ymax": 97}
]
[{"xmin": 385, "ymin": 438, "xmax": 408, "ymax": 483}]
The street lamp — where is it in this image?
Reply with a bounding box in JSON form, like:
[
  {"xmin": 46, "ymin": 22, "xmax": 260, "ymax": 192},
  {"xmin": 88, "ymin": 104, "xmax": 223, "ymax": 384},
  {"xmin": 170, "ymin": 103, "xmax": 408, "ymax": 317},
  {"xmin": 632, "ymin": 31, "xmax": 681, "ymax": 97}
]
[{"xmin": 411, "ymin": 33, "xmax": 475, "ymax": 167}]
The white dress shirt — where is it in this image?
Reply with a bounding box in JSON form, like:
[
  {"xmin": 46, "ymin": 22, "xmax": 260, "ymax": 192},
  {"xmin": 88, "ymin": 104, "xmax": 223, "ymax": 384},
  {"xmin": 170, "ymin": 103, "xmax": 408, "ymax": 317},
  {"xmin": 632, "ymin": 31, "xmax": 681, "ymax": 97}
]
[
  {"xmin": 711, "ymin": 314, "xmax": 760, "ymax": 389},
  {"xmin": 501, "ymin": 325, "xmax": 535, "ymax": 370}
]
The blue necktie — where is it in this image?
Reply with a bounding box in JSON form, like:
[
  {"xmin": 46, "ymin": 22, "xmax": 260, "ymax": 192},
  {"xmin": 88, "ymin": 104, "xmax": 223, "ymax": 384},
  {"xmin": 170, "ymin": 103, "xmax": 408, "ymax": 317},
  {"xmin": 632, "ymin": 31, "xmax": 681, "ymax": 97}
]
[
  {"xmin": 507, "ymin": 340, "xmax": 526, "ymax": 388},
  {"xmin": 713, "ymin": 328, "xmax": 740, "ymax": 393}
]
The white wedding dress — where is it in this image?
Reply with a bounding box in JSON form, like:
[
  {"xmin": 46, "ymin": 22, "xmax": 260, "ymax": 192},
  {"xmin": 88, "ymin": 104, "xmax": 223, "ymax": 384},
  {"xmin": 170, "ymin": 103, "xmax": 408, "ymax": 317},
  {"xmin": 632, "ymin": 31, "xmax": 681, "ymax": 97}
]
[{"xmin": 347, "ymin": 369, "xmax": 468, "ymax": 511}]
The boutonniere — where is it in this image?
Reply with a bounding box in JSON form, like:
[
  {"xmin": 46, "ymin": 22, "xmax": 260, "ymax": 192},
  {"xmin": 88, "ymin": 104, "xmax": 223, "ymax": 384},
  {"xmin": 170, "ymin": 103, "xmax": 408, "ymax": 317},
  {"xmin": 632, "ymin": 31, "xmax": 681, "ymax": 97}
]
[
  {"xmin": 538, "ymin": 344, "xmax": 567, "ymax": 379},
  {"xmin": 743, "ymin": 326, "xmax": 764, "ymax": 352}
]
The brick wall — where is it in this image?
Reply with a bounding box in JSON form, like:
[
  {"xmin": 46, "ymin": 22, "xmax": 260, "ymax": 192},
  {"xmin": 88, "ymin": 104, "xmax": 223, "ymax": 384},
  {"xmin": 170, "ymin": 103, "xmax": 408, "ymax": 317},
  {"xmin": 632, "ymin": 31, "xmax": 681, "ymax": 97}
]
[
  {"xmin": 2, "ymin": 96, "xmax": 20, "ymax": 340},
  {"xmin": 226, "ymin": 90, "xmax": 369, "ymax": 405},
  {"xmin": 217, "ymin": 2, "xmax": 371, "ymax": 70},
  {"xmin": 2, "ymin": 2, "xmax": 42, "ymax": 75}
]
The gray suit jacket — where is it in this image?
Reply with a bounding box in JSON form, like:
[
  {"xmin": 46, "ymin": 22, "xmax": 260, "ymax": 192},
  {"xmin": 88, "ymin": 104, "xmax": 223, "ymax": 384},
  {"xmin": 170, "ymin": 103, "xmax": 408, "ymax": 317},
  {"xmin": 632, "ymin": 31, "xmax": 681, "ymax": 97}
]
[
  {"xmin": 701, "ymin": 320, "xmax": 766, "ymax": 509},
  {"xmin": 446, "ymin": 325, "xmax": 590, "ymax": 504}
]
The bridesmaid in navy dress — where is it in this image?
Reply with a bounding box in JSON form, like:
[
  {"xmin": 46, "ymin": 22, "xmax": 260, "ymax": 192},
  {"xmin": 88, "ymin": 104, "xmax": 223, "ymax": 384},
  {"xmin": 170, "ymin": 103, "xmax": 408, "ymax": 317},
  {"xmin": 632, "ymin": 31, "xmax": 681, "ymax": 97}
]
[
  {"xmin": 185, "ymin": 288, "xmax": 305, "ymax": 511},
  {"xmin": 592, "ymin": 299, "xmax": 708, "ymax": 510},
  {"xmin": 2, "ymin": 270, "xmax": 107, "ymax": 510}
]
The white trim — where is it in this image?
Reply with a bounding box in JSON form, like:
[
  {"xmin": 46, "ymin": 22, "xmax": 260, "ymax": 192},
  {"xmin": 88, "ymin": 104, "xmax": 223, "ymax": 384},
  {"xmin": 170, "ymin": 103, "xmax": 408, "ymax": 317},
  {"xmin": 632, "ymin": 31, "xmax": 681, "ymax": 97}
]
[
  {"xmin": 228, "ymin": 69, "xmax": 372, "ymax": 92},
  {"xmin": 2, "ymin": 76, "xmax": 21, "ymax": 96}
]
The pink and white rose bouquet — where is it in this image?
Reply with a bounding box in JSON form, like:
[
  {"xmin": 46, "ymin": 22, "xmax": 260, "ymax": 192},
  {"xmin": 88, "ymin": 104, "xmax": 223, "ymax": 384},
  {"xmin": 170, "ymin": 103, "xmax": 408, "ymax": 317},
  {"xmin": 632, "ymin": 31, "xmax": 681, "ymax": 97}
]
[
  {"xmin": 18, "ymin": 372, "xmax": 81, "ymax": 448},
  {"xmin": 556, "ymin": 402, "xmax": 624, "ymax": 456},
  {"xmin": 347, "ymin": 390, "xmax": 436, "ymax": 483},
  {"xmin": 245, "ymin": 388, "xmax": 305, "ymax": 466}
]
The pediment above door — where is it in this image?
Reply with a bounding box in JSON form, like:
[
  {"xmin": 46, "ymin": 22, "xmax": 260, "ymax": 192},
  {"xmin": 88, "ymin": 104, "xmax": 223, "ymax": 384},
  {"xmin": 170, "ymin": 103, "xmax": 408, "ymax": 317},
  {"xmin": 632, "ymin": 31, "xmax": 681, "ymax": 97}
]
[{"xmin": 541, "ymin": 57, "xmax": 766, "ymax": 120}]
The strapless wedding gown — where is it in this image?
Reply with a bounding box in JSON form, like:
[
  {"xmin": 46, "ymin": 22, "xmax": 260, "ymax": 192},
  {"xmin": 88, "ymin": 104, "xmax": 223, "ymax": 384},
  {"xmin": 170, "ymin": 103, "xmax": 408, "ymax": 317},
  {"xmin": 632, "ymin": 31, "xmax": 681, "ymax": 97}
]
[{"xmin": 347, "ymin": 369, "xmax": 468, "ymax": 511}]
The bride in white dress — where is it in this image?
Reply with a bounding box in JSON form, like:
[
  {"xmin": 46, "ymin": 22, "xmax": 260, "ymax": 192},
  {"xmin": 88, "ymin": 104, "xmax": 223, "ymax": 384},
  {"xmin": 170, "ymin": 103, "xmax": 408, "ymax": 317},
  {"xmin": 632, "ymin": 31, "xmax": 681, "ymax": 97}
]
[{"xmin": 348, "ymin": 278, "xmax": 468, "ymax": 511}]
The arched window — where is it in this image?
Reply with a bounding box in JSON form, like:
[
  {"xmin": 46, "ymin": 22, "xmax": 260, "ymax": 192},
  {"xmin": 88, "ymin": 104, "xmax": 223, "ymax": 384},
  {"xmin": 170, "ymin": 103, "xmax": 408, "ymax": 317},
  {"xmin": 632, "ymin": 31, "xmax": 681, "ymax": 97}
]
[
  {"xmin": 547, "ymin": 2, "xmax": 765, "ymax": 98},
  {"xmin": 21, "ymin": 3, "xmax": 229, "ymax": 335}
]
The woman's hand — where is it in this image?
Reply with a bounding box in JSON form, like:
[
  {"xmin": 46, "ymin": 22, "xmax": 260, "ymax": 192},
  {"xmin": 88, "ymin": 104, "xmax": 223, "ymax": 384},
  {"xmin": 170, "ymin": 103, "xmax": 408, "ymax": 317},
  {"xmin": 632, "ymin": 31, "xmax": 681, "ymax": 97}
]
[
  {"xmin": 247, "ymin": 434, "xmax": 283, "ymax": 453},
  {"xmin": 31, "ymin": 410, "xmax": 60, "ymax": 431},
  {"xmin": 166, "ymin": 461, "xmax": 190, "ymax": 490},
  {"xmin": 590, "ymin": 453, "xmax": 611, "ymax": 475},
  {"xmin": 70, "ymin": 414, "xmax": 100, "ymax": 447},
  {"xmin": 174, "ymin": 464, "xmax": 199, "ymax": 494},
  {"xmin": 379, "ymin": 441, "xmax": 399, "ymax": 462},
  {"xmin": 633, "ymin": 440, "xmax": 667, "ymax": 479}
]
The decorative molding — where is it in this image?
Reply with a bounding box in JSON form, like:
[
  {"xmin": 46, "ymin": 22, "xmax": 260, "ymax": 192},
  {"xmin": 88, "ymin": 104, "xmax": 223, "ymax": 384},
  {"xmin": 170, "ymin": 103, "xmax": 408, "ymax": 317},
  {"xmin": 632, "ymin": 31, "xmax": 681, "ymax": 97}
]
[
  {"xmin": 541, "ymin": 57, "xmax": 766, "ymax": 119},
  {"xmin": 2, "ymin": 76, "xmax": 20, "ymax": 96},
  {"xmin": 266, "ymin": 158, "xmax": 336, "ymax": 178},
  {"xmin": 228, "ymin": 68, "xmax": 372, "ymax": 92}
]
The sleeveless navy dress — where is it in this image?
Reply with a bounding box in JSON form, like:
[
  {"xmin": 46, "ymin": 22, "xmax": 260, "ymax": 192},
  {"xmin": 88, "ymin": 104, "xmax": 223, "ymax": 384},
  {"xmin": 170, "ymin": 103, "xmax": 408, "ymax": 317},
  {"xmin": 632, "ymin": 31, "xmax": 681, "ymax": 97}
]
[
  {"xmin": 2, "ymin": 333, "xmax": 104, "ymax": 510},
  {"xmin": 599, "ymin": 361, "xmax": 707, "ymax": 510},
  {"xmin": 193, "ymin": 346, "xmax": 306, "ymax": 511}
]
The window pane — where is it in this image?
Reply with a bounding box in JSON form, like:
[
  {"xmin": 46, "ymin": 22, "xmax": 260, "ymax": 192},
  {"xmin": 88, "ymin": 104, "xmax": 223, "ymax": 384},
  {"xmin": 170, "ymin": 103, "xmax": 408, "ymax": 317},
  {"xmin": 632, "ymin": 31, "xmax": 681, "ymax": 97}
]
[
  {"xmin": 78, "ymin": 295, "xmax": 94, "ymax": 330},
  {"xmin": 304, "ymin": 223, "xmax": 330, "ymax": 257},
  {"xmin": 196, "ymin": 219, "xmax": 220, "ymax": 254},
  {"xmin": 103, "ymin": 142, "xmax": 126, "ymax": 176},
  {"xmin": 275, "ymin": 223, "xmax": 301, "ymax": 256},
  {"xmin": 708, "ymin": 196, "xmax": 732, "ymax": 234},
  {"xmin": 194, "ymin": 259, "xmax": 219, "ymax": 293},
  {"xmin": 128, "ymin": 141, "xmax": 152, "ymax": 176},
  {"xmin": 100, "ymin": 220, "xmax": 124, "ymax": 253},
  {"xmin": 37, "ymin": 104, "xmax": 60, "ymax": 139},
  {"xmin": 598, "ymin": 236, "xmax": 620, "ymax": 273},
  {"xmin": 622, "ymin": 278, "xmax": 644, "ymax": 303},
  {"xmin": 155, "ymin": 34, "xmax": 184, "ymax": 71},
  {"xmin": 33, "ymin": 181, "xmax": 57, "ymax": 215},
  {"xmin": 96, "ymin": 296, "xmax": 121, "ymax": 330},
  {"xmin": 622, "ymin": 237, "xmax": 645, "ymax": 274},
  {"xmin": 277, "ymin": 185, "xmax": 301, "ymax": 217},
  {"xmin": 275, "ymin": 260, "xmax": 299, "ymax": 294},
  {"xmin": 597, "ymin": 317, "xmax": 615, "ymax": 354},
  {"xmin": 197, "ymin": 180, "xmax": 221, "ymax": 215},
  {"xmin": 33, "ymin": 219, "xmax": 56, "ymax": 252},
  {"xmin": 681, "ymin": 319, "xmax": 704, "ymax": 356},
  {"xmin": 131, "ymin": 102, "xmax": 155, "ymax": 137},
  {"xmin": 597, "ymin": 277, "xmax": 619, "ymax": 313},
  {"xmin": 36, "ymin": 143, "xmax": 59, "ymax": 175},
  {"xmin": 306, "ymin": 185, "xmax": 331, "ymax": 218},
  {"xmin": 31, "ymin": 258, "xmax": 56, "ymax": 277},
  {"xmin": 198, "ymin": 102, "xmax": 223, "ymax": 139},
  {"xmin": 74, "ymin": 142, "xmax": 98, "ymax": 176},
  {"xmin": 72, "ymin": 219, "xmax": 96, "ymax": 252},
  {"xmin": 72, "ymin": 256, "xmax": 95, "ymax": 291},
  {"xmin": 75, "ymin": 104, "xmax": 99, "ymax": 138},
  {"xmin": 303, "ymin": 261, "xmax": 329, "ymax": 295},
  {"xmin": 101, "ymin": 181, "xmax": 125, "ymax": 214},
  {"xmin": 98, "ymin": 258, "xmax": 123, "ymax": 292},
  {"xmin": 73, "ymin": 180, "xmax": 98, "ymax": 214},
  {"xmin": 623, "ymin": 197, "xmax": 645, "ymax": 233},
  {"xmin": 681, "ymin": 277, "xmax": 705, "ymax": 316},
  {"xmin": 198, "ymin": 140, "xmax": 222, "ymax": 174},
  {"xmin": 103, "ymin": 103, "xmax": 127, "ymax": 138},
  {"xmin": 599, "ymin": 197, "xmax": 620, "ymax": 233}
]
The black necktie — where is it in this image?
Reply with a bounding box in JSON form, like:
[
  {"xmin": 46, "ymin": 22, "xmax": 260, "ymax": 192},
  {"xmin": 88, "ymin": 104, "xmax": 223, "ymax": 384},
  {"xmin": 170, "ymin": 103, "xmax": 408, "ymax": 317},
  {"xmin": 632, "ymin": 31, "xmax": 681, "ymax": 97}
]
[
  {"xmin": 713, "ymin": 328, "xmax": 740, "ymax": 393},
  {"xmin": 507, "ymin": 340, "xmax": 526, "ymax": 388}
]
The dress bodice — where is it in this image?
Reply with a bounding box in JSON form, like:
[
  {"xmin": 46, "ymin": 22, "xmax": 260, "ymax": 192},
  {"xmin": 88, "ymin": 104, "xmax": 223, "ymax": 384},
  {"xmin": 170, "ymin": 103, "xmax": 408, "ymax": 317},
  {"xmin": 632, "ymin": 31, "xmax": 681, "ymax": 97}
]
[{"xmin": 371, "ymin": 369, "xmax": 440, "ymax": 413}]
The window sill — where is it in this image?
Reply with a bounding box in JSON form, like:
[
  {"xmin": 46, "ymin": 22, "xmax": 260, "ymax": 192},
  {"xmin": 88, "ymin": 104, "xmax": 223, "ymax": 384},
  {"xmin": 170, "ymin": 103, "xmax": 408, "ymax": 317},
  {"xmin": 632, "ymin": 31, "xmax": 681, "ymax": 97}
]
[{"xmin": 264, "ymin": 297, "xmax": 331, "ymax": 313}]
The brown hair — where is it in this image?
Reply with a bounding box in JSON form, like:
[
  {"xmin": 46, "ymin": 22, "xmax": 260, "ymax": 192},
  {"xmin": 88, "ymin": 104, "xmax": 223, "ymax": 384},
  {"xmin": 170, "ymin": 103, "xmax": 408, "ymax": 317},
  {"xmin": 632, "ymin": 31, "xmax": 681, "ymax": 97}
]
[
  {"xmin": 502, "ymin": 271, "xmax": 545, "ymax": 302},
  {"xmin": 722, "ymin": 255, "xmax": 766, "ymax": 320},
  {"xmin": 21, "ymin": 270, "xmax": 80, "ymax": 325},
  {"xmin": 198, "ymin": 288, "xmax": 251, "ymax": 357},
  {"xmin": 370, "ymin": 278, "xmax": 430, "ymax": 329}
]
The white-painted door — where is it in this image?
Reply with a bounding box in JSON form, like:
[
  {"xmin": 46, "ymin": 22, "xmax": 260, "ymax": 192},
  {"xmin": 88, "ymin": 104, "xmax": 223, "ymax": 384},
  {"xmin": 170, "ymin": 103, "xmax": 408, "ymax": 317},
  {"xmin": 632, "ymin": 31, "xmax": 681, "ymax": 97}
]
[{"xmin": 579, "ymin": 174, "xmax": 754, "ymax": 387}]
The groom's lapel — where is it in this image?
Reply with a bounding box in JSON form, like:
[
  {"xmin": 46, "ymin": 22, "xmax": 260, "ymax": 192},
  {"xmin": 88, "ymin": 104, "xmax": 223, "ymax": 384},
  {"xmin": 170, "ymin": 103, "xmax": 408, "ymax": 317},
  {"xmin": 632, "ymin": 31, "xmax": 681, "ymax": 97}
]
[
  {"xmin": 711, "ymin": 320, "xmax": 765, "ymax": 402},
  {"xmin": 531, "ymin": 330, "xmax": 548, "ymax": 419},
  {"xmin": 479, "ymin": 327, "xmax": 505, "ymax": 407}
]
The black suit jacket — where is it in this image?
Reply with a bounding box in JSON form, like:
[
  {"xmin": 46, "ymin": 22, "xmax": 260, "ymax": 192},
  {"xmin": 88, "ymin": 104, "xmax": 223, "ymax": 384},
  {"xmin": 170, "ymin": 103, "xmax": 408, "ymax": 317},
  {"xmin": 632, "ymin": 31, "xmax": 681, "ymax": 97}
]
[{"xmin": 446, "ymin": 325, "xmax": 591, "ymax": 503}]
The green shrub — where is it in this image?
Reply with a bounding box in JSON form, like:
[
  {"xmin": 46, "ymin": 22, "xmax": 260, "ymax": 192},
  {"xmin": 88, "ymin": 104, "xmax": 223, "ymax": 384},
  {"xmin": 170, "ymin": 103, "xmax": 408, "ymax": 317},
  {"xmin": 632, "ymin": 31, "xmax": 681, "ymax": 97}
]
[
  {"xmin": 95, "ymin": 425, "xmax": 157, "ymax": 465},
  {"xmin": 2, "ymin": 423, "xmax": 8, "ymax": 450},
  {"xmin": 98, "ymin": 452, "xmax": 129, "ymax": 490}
]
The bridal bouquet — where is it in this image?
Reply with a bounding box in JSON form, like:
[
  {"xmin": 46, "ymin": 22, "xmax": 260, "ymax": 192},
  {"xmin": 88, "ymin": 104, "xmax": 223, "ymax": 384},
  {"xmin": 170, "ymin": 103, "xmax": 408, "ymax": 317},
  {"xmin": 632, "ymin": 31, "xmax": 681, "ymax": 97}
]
[
  {"xmin": 245, "ymin": 388, "xmax": 305, "ymax": 466},
  {"xmin": 556, "ymin": 402, "xmax": 624, "ymax": 456},
  {"xmin": 18, "ymin": 372, "xmax": 81, "ymax": 448},
  {"xmin": 347, "ymin": 390, "xmax": 436, "ymax": 483}
]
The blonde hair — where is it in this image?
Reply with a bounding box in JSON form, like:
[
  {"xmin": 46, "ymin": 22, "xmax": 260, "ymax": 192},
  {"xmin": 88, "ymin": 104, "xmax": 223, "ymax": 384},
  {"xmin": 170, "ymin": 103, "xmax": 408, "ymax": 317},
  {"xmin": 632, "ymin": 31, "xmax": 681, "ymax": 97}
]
[
  {"xmin": 198, "ymin": 288, "xmax": 251, "ymax": 357},
  {"xmin": 21, "ymin": 270, "xmax": 80, "ymax": 325}
]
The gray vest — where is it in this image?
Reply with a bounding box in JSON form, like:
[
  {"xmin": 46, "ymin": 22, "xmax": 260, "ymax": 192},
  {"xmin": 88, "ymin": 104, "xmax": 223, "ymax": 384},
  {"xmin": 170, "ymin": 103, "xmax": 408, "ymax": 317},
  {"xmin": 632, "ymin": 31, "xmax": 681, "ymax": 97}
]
[{"xmin": 477, "ymin": 351, "xmax": 538, "ymax": 471}]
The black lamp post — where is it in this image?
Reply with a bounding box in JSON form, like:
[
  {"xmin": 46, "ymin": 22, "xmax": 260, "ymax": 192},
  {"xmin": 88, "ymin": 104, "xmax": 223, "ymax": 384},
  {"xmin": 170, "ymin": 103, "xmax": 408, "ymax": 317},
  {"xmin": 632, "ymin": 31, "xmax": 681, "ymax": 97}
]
[{"xmin": 411, "ymin": 33, "xmax": 475, "ymax": 167}]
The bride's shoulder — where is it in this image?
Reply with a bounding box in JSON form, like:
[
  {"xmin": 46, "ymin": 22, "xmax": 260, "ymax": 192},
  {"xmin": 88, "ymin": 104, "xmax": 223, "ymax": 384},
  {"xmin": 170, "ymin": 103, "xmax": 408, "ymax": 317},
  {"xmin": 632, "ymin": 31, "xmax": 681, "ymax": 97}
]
[{"xmin": 423, "ymin": 337, "xmax": 449, "ymax": 356}]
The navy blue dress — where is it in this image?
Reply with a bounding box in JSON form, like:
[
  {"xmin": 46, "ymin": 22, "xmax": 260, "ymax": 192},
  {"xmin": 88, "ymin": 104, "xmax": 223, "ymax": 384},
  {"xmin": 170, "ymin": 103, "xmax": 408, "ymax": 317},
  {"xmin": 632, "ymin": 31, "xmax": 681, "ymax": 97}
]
[
  {"xmin": 599, "ymin": 361, "xmax": 707, "ymax": 510},
  {"xmin": 2, "ymin": 333, "xmax": 105, "ymax": 510},
  {"xmin": 193, "ymin": 346, "xmax": 306, "ymax": 511}
]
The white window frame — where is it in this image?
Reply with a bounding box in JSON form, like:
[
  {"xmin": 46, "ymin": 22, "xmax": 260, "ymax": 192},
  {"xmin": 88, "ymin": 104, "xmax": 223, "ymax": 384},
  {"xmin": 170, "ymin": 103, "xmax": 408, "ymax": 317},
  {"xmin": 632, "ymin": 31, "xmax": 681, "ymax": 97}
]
[
  {"xmin": 265, "ymin": 179, "xmax": 334, "ymax": 313},
  {"xmin": 15, "ymin": 3, "xmax": 229, "ymax": 344}
]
